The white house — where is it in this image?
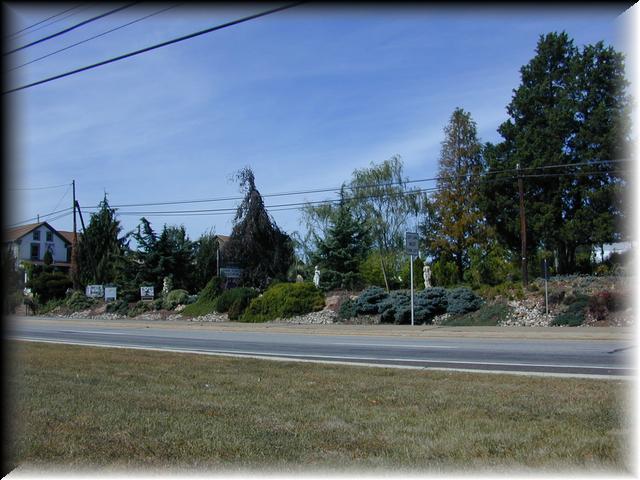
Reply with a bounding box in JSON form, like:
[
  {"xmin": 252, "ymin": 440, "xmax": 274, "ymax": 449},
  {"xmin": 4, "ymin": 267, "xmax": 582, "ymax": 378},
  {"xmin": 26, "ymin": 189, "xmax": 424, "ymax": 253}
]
[{"xmin": 4, "ymin": 222, "xmax": 77, "ymax": 276}]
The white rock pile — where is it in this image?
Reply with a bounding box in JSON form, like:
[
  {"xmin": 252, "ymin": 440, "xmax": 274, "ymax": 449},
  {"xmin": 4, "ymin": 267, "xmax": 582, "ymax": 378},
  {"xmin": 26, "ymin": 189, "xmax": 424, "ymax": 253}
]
[
  {"xmin": 273, "ymin": 309, "xmax": 337, "ymax": 324},
  {"xmin": 500, "ymin": 299, "xmax": 553, "ymax": 327}
]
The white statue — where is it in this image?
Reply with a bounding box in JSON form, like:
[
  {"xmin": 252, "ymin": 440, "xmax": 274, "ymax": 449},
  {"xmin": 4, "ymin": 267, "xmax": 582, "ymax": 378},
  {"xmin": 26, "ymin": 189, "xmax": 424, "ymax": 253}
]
[
  {"xmin": 313, "ymin": 266, "xmax": 321, "ymax": 288},
  {"xmin": 423, "ymin": 264, "xmax": 431, "ymax": 289},
  {"xmin": 296, "ymin": 274, "xmax": 304, "ymax": 283}
]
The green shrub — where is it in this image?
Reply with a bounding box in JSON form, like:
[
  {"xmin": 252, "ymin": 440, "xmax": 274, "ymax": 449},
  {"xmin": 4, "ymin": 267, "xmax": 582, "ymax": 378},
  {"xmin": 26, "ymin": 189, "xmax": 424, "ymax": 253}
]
[
  {"xmin": 26, "ymin": 272, "xmax": 72, "ymax": 304},
  {"xmin": 446, "ymin": 287, "xmax": 483, "ymax": 315},
  {"xmin": 476, "ymin": 281, "xmax": 524, "ymax": 301},
  {"xmin": 181, "ymin": 300, "xmax": 216, "ymax": 317},
  {"xmin": 338, "ymin": 298, "xmax": 358, "ymax": 320},
  {"xmin": 414, "ymin": 287, "xmax": 448, "ymax": 319},
  {"xmin": 442, "ymin": 302, "xmax": 509, "ymax": 326},
  {"xmin": 199, "ymin": 277, "xmax": 224, "ymax": 302},
  {"xmin": 106, "ymin": 299, "xmax": 129, "ymax": 316},
  {"xmin": 355, "ymin": 286, "xmax": 389, "ymax": 314},
  {"xmin": 378, "ymin": 291, "xmax": 412, "ymax": 324},
  {"xmin": 241, "ymin": 283, "xmax": 325, "ymax": 323},
  {"xmin": 152, "ymin": 298, "xmax": 164, "ymax": 311},
  {"xmin": 378, "ymin": 288, "xmax": 450, "ymax": 325},
  {"xmin": 65, "ymin": 290, "xmax": 95, "ymax": 312},
  {"xmin": 552, "ymin": 294, "xmax": 589, "ymax": 327},
  {"xmin": 215, "ymin": 287, "xmax": 258, "ymax": 320},
  {"xmin": 431, "ymin": 258, "xmax": 458, "ymax": 287},
  {"xmin": 39, "ymin": 298, "xmax": 66, "ymax": 314},
  {"xmin": 163, "ymin": 289, "xmax": 189, "ymax": 310},
  {"xmin": 128, "ymin": 301, "xmax": 151, "ymax": 317}
]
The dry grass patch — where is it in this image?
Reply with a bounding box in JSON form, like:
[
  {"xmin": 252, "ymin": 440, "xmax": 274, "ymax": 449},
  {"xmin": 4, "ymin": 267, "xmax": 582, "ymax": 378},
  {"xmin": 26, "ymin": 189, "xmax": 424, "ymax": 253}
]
[{"xmin": 6, "ymin": 341, "xmax": 631, "ymax": 473}]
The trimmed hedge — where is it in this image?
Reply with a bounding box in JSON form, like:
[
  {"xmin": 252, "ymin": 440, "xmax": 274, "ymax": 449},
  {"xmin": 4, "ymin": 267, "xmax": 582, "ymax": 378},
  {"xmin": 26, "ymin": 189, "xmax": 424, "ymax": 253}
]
[
  {"xmin": 163, "ymin": 289, "xmax": 189, "ymax": 310},
  {"xmin": 552, "ymin": 294, "xmax": 589, "ymax": 327},
  {"xmin": 241, "ymin": 283, "xmax": 325, "ymax": 323},
  {"xmin": 446, "ymin": 287, "xmax": 484, "ymax": 315},
  {"xmin": 214, "ymin": 287, "xmax": 258, "ymax": 320}
]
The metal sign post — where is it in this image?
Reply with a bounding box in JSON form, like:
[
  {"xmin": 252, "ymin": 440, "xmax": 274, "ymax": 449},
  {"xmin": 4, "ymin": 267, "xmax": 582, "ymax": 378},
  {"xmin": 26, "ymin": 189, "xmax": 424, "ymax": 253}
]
[
  {"xmin": 544, "ymin": 258, "xmax": 549, "ymax": 315},
  {"xmin": 405, "ymin": 232, "xmax": 419, "ymax": 326}
]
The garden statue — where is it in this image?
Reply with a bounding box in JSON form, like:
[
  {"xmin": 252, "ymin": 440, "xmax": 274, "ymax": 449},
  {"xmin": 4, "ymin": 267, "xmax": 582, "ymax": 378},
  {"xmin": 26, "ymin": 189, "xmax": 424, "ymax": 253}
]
[
  {"xmin": 162, "ymin": 276, "xmax": 172, "ymax": 297},
  {"xmin": 296, "ymin": 274, "xmax": 304, "ymax": 283},
  {"xmin": 423, "ymin": 264, "xmax": 431, "ymax": 289},
  {"xmin": 313, "ymin": 266, "xmax": 321, "ymax": 288}
]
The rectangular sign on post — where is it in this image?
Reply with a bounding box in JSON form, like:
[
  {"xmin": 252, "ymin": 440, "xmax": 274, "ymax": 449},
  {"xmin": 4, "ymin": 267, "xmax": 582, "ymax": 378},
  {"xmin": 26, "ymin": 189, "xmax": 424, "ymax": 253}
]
[
  {"xmin": 405, "ymin": 232, "xmax": 419, "ymax": 326},
  {"xmin": 220, "ymin": 267, "xmax": 242, "ymax": 279},
  {"xmin": 104, "ymin": 287, "xmax": 117, "ymax": 302},
  {"xmin": 86, "ymin": 285, "xmax": 104, "ymax": 298},
  {"xmin": 140, "ymin": 286, "xmax": 155, "ymax": 301},
  {"xmin": 405, "ymin": 232, "xmax": 419, "ymax": 256}
]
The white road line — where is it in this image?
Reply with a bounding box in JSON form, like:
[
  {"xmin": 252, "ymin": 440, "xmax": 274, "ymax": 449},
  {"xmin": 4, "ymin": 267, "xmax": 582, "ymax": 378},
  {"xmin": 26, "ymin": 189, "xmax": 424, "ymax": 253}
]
[
  {"xmin": 331, "ymin": 342, "xmax": 455, "ymax": 348},
  {"xmin": 10, "ymin": 336, "xmax": 630, "ymax": 372},
  {"xmin": 60, "ymin": 330, "xmax": 131, "ymax": 335},
  {"xmin": 11, "ymin": 338, "xmax": 631, "ymax": 380}
]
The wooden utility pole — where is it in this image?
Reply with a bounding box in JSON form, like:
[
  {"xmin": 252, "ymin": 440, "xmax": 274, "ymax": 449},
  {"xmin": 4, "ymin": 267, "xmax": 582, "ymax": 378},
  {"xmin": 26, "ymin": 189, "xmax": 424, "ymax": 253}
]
[
  {"xmin": 517, "ymin": 164, "xmax": 528, "ymax": 286},
  {"xmin": 70, "ymin": 179, "xmax": 80, "ymax": 289}
]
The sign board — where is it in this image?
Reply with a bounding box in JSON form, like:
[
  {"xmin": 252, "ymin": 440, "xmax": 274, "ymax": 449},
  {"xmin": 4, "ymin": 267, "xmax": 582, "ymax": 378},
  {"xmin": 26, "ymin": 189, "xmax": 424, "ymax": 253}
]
[
  {"xmin": 86, "ymin": 285, "xmax": 104, "ymax": 298},
  {"xmin": 405, "ymin": 232, "xmax": 419, "ymax": 256},
  {"xmin": 220, "ymin": 267, "xmax": 243, "ymax": 279},
  {"xmin": 140, "ymin": 286, "xmax": 155, "ymax": 300},
  {"xmin": 104, "ymin": 287, "xmax": 117, "ymax": 302}
]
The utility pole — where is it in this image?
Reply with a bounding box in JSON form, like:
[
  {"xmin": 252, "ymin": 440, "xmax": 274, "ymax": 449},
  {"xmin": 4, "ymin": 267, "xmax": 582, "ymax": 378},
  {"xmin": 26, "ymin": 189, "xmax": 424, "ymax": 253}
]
[
  {"xmin": 70, "ymin": 180, "xmax": 80, "ymax": 289},
  {"xmin": 517, "ymin": 164, "xmax": 528, "ymax": 286}
]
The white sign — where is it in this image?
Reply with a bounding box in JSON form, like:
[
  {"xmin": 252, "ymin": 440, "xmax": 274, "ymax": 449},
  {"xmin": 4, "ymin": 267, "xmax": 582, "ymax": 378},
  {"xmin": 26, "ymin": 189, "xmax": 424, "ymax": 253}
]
[
  {"xmin": 86, "ymin": 285, "xmax": 104, "ymax": 298},
  {"xmin": 140, "ymin": 286, "xmax": 155, "ymax": 300},
  {"xmin": 104, "ymin": 287, "xmax": 117, "ymax": 302},
  {"xmin": 220, "ymin": 267, "xmax": 243, "ymax": 279},
  {"xmin": 405, "ymin": 232, "xmax": 419, "ymax": 256}
]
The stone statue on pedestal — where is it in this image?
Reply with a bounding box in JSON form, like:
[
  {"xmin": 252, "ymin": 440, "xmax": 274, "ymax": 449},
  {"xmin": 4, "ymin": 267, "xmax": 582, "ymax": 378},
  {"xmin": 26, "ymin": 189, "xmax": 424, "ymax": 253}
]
[
  {"xmin": 313, "ymin": 266, "xmax": 321, "ymax": 288},
  {"xmin": 423, "ymin": 265, "xmax": 431, "ymax": 289}
]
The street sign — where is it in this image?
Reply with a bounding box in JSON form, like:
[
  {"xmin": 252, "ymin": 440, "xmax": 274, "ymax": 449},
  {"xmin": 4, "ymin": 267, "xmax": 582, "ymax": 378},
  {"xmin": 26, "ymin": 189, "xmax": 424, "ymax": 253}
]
[
  {"xmin": 405, "ymin": 232, "xmax": 419, "ymax": 256},
  {"xmin": 104, "ymin": 287, "xmax": 117, "ymax": 302},
  {"xmin": 86, "ymin": 285, "xmax": 104, "ymax": 298},
  {"xmin": 140, "ymin": 286, "xmax": 155, "ymax": 301},
  {"xmin": 220, "ymin": 267, "xmax": 243, "ymax": 279}
]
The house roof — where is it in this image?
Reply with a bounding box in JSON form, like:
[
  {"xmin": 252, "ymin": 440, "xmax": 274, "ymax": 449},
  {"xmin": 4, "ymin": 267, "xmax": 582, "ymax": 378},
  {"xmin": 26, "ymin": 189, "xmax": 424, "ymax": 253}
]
[
  {"xmin": 5, "ymin": 222, "xmax": 75, "ymax": 245},
  {"xmin": 215, "ymin": 235, "xmax": 230, "ymax": 244}
]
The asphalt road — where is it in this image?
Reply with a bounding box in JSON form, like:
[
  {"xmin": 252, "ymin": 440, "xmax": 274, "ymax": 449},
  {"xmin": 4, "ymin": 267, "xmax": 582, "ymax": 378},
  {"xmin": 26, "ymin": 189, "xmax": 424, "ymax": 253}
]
[{"xmin": 8, "ymin": 315, "xmax": 635, "ymax": 378}]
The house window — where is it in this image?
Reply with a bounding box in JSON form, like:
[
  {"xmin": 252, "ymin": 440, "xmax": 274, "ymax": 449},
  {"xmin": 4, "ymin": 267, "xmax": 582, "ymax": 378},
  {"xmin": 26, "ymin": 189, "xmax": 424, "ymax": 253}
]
[
  {"xmin": 30, "ymin": 243, "xmax": 39, "ymax": 260},
  {"xmin": 33, "ymin": 231, "xmax": 40, "ymax": 241},
  {"xmin": 46, "ymin": 231, "xmax": 53, "ymax": 242}
]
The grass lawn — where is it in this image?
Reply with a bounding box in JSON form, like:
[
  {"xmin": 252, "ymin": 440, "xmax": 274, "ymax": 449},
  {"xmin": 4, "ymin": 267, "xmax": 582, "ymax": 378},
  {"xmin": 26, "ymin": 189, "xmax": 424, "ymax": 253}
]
[{"xmin": 6, "ymin": 341, "xmax": 632, "ymax": 473}]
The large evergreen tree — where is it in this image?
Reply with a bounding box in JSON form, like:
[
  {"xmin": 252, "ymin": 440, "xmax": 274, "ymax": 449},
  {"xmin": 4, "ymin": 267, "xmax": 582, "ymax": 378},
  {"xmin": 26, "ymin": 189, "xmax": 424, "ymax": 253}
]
[
  {"xmin": 192, "ymin": 229, "xmax": 219, "ymax": 292},
  {"xmin": 311, "ymin": 189, "xmax": 370, "ymax": 290},
  {"xmin": 481, "ymin": 32, "xmax": 631, "ymax": 274},
  {"xmin": 77, "ymin": 195, "xmax": 127, "ymax": 286},
  {"xmin": 223, "ymin": 167, "xmax": 294, "ymax": 289},
  {"xmin": 425, "ymin": 108, "xmax": 485, "ymax": 282},
  {"xmin": 130, "ymin": 219, "xmax": 194, "ymax": 293}
]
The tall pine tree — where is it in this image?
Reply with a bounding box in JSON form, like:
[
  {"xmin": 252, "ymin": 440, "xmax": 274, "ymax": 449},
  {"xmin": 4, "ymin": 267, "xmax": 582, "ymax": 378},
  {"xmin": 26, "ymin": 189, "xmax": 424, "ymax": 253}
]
[
  {"xmin": 425, "ymin": 108, "xmax": 485, "ymax": 282},
  {"xmin": 312, "ymin": 188, "xmax": 370, "ymax": 290},
  {"xmin": 482, "ymin": 32, "xmax": 631, "ymax": 274}
]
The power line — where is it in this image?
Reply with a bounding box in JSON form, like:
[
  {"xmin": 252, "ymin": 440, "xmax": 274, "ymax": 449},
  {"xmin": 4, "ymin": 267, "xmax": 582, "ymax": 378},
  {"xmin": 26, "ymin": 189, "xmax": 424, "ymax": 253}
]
[
  {"xmin": 50, "ymin": 184, "xmax": 72, "ymax": 213},
  {"xmin": 9, "ymin": 5, "xmax": 94, "ymax": 41},
  {"xmin": 5, "ymin": 2, "xmax": 140, "ymax": 56},
  {"xmin": 77, "ymin": 159, "xmax": 630, "ymax": 210},
  {"xmin": 8, "ymin": 207, "xmax": 74, "ymax": 228},
  {"xmin": 9, "ymin": 182, "xmax": 71, "ymax": 191},
  {"xmin": 8, "ymin": 4, "xmax": 182, "ymax": 72},
  {"xmin": 3, "ymin": 2, "xmax": 305, "ymax": 94},
  {"xmin": 5, "ymin": 4, "xmax": 85, "ymax": 39}
]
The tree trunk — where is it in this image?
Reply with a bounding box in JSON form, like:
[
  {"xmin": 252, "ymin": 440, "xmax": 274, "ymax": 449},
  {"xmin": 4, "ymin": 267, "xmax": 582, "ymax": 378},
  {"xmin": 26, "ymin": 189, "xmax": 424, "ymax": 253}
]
[{"xmin": 379, "ymin": 246, "xmax": 390, "ymax": 292}]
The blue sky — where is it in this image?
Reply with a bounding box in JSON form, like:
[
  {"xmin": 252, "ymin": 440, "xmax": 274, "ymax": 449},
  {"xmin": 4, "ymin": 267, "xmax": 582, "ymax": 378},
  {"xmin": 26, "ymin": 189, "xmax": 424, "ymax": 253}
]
[{"xmin": 5, "ymin": 4, "xmax": 632, "ymax": 242}]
